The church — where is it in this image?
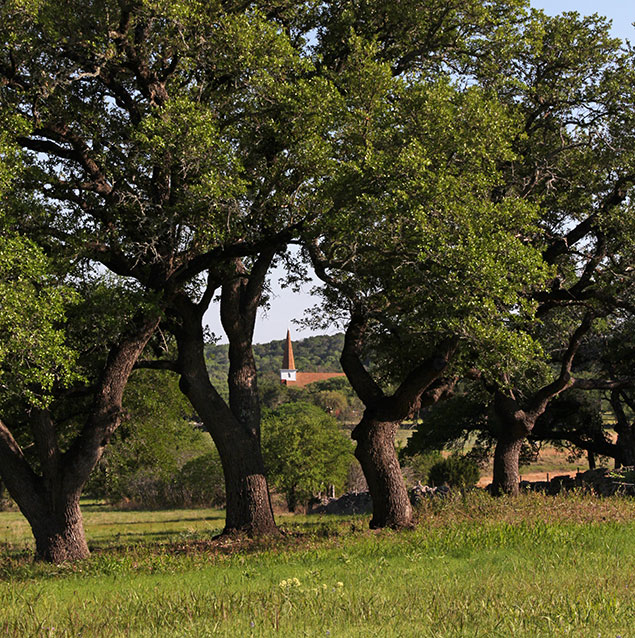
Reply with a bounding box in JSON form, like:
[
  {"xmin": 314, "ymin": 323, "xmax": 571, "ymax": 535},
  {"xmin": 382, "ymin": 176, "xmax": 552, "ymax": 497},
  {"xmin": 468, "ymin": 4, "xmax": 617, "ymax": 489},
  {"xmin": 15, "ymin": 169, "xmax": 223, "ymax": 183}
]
[{"xmin": 279, "ymin": 330, "xmax": 346, "ymax": 387}]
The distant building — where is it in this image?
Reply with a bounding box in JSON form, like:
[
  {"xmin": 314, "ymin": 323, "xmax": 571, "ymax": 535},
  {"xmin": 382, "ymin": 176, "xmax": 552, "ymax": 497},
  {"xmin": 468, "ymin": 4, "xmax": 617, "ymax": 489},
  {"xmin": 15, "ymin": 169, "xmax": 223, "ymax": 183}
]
[
  {"xmin": 279, "ymin": 329, "xmax": 297, "ymax": 384},
  {"xmin": 279, "ymin": 330, "xmax": 346, "ymax": 387}
]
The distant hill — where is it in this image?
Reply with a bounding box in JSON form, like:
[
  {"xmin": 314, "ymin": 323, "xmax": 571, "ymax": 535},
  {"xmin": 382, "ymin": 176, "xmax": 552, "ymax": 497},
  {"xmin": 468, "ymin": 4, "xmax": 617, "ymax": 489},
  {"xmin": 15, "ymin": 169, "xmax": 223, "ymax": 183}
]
[{"xmin": 205, "ymin": 333, "xmax": 345, "ymax": 393}]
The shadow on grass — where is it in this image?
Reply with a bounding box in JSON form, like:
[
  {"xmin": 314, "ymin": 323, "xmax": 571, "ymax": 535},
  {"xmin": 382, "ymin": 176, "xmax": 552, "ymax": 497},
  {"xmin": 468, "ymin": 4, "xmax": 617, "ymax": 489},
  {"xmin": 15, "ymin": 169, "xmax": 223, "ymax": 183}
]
[
  {"xmin": 0, "ymin": 510, "xmax": 369, "ymax": 572},
  {"xmin": 89, "ymin": 516, "xmax": 225, "ymax": 527}
]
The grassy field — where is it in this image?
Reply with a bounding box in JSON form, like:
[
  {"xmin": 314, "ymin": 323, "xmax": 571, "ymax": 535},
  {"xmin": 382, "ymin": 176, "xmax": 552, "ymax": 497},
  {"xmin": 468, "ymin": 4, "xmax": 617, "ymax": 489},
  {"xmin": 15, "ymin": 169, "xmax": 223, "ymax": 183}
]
[
  {"xmin": 0, "ymin": 502, "xmax": 227, "ymax": 553},
  {"xmin": 1, "ymin": 493, "xmax": 635, "ymax": 637}
]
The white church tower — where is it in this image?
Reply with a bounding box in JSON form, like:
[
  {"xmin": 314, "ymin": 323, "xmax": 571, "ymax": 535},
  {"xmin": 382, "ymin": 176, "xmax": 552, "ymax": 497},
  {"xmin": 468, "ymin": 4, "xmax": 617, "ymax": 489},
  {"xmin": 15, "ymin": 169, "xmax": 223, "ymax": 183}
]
[{"xmin": 279, "ymin": 329, "xmax": 297, "ymax": 385}]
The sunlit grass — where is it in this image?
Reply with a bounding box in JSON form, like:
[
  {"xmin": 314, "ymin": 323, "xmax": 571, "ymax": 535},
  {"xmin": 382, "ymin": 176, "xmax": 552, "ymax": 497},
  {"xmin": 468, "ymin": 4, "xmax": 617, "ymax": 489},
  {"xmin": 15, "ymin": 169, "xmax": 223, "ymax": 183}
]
[
  {"xmin": 1, "ymin": 493, "xmax": 634, "ymax": 637},
  {"xmin": 0, "ymin": 503, "xmax": 227, "ymax": 554}
]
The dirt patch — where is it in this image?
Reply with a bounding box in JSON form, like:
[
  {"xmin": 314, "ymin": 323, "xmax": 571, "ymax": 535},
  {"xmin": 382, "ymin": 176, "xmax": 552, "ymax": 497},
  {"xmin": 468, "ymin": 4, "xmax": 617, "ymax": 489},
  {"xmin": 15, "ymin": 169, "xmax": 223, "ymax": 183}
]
[{"xmin": 477, "ymin": 470, "xmax": 578, "ymax": 488}]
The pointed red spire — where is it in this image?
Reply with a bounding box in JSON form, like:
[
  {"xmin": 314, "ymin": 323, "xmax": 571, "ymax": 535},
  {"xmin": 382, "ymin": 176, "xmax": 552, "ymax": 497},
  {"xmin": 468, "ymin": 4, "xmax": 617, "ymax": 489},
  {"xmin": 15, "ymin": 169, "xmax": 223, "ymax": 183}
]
[{"xmin": 282, "ymin": 329, "xmax": 296, "ymax": 370}]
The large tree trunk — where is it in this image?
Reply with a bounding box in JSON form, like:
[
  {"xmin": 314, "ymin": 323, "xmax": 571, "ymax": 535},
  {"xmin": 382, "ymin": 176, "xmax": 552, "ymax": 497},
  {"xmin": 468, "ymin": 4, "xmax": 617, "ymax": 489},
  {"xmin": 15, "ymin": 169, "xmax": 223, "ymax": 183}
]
[
  {"xmin": 489, "ymin": 317, "xmax": 592, "ymax": 496},
  {"xmin": 0, "ymin": 456, "xmax": 90, "ymax": 562},
  {"xmin": 216, "ymin": 424, "xmax": 278, "ymax": 536},
  {"xmin": 612, "ymin": 392, "xmax": 635, "ymax": 467},
  {"xmin": 173, "ymin": 292, "xmax": 278, "ymax": 537},
  {"xmin": 616, "ymin": 431, "xmax": 635, "ymax": 467},
  {"xmin": 0, "ymin": 315, "xmax": 159, "ymax": 562},
  {"xmin": 333, "ymin": 312, "xmax": 457, "ymax": 529},
  {"xmin": 492, "ymin": 433, "xmax": 524, "ymax": 496},
  {"xmin": 219, "ymin": 255, "xmax": 279, "ymax": 536},
  {"xmin": 491, "ymin": 392, "xmax": 536, "ymax": 497},
  {"xmin": 27, "ymin": 493, "xmax": 89, "ymax": 562},
  {"xmin": 352, "ymin": 417, "xmax": 412, "ymax": 529}
]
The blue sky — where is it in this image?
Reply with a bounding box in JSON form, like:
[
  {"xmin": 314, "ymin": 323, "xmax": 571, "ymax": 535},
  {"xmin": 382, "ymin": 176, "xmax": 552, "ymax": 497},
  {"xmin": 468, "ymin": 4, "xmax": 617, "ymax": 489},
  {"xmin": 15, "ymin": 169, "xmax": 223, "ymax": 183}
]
[
  {"xmin": 533, "ymin": 1, "xmax": 633, "ymax": 41},
  {"xmin": 204, "ymin": 1, "xmax": 634, "ymax": 345}
]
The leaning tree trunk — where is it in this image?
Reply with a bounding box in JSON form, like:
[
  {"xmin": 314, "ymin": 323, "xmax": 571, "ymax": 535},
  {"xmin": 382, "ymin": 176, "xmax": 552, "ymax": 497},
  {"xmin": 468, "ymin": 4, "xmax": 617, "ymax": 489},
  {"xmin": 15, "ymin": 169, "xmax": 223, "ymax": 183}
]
[
  {"xmin": 333, "ymin": 314, "xmax": 457, "ymax": 530},
  {"xmin": 352, "ymin": 417, "xmax": 412, "ymax": 529},
  {"xmin": 0, "ymin": 315, "xmax": 159, "ymax": 562}
]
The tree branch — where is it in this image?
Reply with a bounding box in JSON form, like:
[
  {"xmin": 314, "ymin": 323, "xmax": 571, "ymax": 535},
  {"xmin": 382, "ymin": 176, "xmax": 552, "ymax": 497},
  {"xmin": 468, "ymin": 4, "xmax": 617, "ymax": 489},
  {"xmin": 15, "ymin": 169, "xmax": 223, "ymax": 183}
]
[
  {"xmin": 340, "ymin": 311, "xmax": 385, "ymax": 406},
  {"xmin": 0, "ymin": 418, "xmax": 42, "ymax": 507},
  {"xmin": 528, "ymin": 313, "xmax": 594, "ymax": 417},
  {"xmin": 543, "ymin": 179, "xmax": 631, "ymax": 264},
  {"xmin": 62, "ymin": 313, "xmax": 160, "ymax": 492},
  {"xmin": 377, "ymin": 339, "xmax": 459, "ymax": 421},
  {"xmin": 172, "ymin": 222, "xmax": 302, "ymax": 285},
  {"xmin": 134, "ymin": 359, "xmax": 180, "ymax": 373},
  {"xmin": 571, "ymin": 377, "xmax": 635, "ymax": 391}
]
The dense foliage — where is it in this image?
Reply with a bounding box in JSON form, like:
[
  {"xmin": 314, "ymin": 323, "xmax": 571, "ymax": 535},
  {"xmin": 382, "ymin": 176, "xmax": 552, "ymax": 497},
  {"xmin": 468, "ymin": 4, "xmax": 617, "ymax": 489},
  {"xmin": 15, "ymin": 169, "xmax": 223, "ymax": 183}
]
[
  {"xmin": 0, "ymin": 234, "xmax": 78, "ymax": 408},
  {"xmin": 262, "ymin": 402, "xmax": 354, "ymax": 510},
  {"xmin": 86, "ymin": 370, "xmax": 220, "ymax": 507},
  {"xmin": 428, "ymin": 454, "xmax": 481, "ymax": 489}
]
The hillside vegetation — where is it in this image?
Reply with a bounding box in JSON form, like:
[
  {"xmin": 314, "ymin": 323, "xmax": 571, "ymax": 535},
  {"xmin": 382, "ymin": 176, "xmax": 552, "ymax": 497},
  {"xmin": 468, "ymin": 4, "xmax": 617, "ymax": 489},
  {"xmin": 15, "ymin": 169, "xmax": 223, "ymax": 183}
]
[{"xmin": 205, "ymin": 333, "xmax": 345, "ymax": 394}]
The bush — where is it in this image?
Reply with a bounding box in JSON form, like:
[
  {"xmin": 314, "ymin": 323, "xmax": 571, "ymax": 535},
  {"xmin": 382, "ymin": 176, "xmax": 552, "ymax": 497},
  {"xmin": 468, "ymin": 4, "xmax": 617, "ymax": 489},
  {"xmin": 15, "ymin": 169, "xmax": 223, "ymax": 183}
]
[
  {"xmin": 262, "ymin": 402, "xmax": 354, "ymax": 511},
  {"xmin": 95, "ymin": 450, "xmax": 226, "ymax": 510},
  {"xmin": 85, "ymin": 369, "xmax": 214, "ymax": 506},
  {"xmin": 401, "ymin": 450, "xmax": 443, "ymax": 487},
  {"xmin": 428, "ymin": 453, "xmax": 480, "ymax": 488},
  {"xmin": 176, "ymin": 451, "xmax": 225, "ymax": 507}
]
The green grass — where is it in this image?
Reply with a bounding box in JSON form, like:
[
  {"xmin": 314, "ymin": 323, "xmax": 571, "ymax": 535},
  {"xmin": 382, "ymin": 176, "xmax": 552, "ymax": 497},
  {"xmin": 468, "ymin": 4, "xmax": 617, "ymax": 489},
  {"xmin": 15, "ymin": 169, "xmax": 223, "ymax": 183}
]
[
  {"xmin": 0, "ymin": 503, "xmax": 227, "ymax": 553},
  {"xmin": 1, "ymin": 493, "xmax": 635, "ymax": 637}
]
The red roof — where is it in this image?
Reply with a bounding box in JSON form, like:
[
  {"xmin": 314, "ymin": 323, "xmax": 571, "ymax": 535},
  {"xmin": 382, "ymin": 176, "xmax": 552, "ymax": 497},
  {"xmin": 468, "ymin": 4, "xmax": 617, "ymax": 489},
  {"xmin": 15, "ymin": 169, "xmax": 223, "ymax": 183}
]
[
  {"xmin": 288, "ymin": 371, "xmax": 346, "ymax": 388},
  {"xmin": 280, "ymin": 331, "xmax": 345, "ymax": 387}
]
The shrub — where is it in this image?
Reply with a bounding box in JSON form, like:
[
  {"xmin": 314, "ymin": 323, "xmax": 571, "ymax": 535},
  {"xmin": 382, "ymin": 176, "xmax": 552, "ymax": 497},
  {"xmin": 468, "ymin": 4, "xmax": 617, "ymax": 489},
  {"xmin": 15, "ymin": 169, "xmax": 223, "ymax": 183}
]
[
  {"xmin": 400, "ymin": 450, "xmax": 443, "ymax": 486},
  {"xmin": 428, "ymin": 453, "xmax": 480, "ymax": 488},
  {"xmin": 262, "ymin": 402, "xmax": 354, "ymax": 511},
  {"xmin": 176, "ymin": 451, "xmax": 225, "ymax": 507},
  {"xmin": 609, "ymin": 467, "xmax": 635, "ymax": 484},
  {"xmin": 85, "ymin": 369, "xmax": 214, "ymax": 506},
  {"xmin": 95, "ymin": 450, "xmax": 226, "ymax": 510}
]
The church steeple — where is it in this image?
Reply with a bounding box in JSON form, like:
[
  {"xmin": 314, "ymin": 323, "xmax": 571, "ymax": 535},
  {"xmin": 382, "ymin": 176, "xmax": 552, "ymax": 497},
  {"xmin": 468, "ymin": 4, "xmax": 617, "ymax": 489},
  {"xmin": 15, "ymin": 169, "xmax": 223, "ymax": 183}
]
[
  {"xmin": 280, "ymin": 329, "xmax": 297, "ymax": 384},
  {"xmin": 282, "ymin": 329, "xmax": 295, "ymax": 370}
]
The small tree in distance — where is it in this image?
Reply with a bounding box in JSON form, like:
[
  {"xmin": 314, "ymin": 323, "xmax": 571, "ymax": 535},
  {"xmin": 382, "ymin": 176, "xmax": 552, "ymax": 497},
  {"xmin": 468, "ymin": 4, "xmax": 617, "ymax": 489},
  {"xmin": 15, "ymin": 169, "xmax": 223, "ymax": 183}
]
[{"xmin": 262, "ymin": 403, "xmax": 354, "ymax": 511}]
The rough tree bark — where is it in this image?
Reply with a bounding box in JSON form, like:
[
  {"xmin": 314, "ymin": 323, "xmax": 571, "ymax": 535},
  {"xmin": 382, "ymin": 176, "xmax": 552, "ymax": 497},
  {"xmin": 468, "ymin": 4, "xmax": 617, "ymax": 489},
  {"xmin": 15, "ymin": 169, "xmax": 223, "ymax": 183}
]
[
  {"xmin": 220, "ymin": 254, "xmax": 279, "ymax": 535},
  {"xmin": 490, "ymin": 315, "xmax": 593, "ymax": 496},
  {"xmin": 170, "ymin": 254, "xmax": 278, "ymax": 537},
  {"xmin": 340, "ymin": 311, "xmax": 457, "ymax": 529},
  {"xmin": 0, "ymin": 315, "xmax": 159, "ymax": 562},
  {"xmin": 491, "ymin": 394, "xmax": 533, "ymax": 497},
  {"xmin": 24, "ymin": 490, "xmax": 89, "ymax": 563},
  {"xmin": 352, "ymin": 417, "xmax": 412, "ymax": 528},
  {"xmin": 492, "ymin": 436, "xmax": 525, "ymax": 495}
]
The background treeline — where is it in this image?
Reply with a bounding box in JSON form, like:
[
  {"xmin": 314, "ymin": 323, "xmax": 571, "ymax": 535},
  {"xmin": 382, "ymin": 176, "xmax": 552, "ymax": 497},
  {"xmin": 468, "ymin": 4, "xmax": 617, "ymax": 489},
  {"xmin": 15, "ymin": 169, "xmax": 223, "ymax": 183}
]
[{"xmin": 205, "ymin": 333, "xmax": 345, "ymax": 395}]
